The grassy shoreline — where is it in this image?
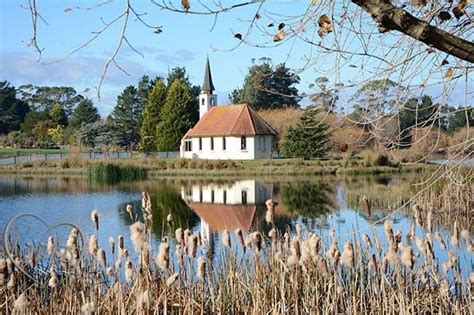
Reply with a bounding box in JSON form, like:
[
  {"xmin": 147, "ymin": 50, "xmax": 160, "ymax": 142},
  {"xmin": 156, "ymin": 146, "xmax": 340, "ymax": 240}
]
[{"xmin": 0, "ymin": 157, "xmax": 438, "ymax": 177}]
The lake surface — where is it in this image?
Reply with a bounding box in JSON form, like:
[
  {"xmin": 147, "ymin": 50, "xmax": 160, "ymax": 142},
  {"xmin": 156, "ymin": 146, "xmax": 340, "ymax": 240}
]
[{"xmin": 0, "ymin": 174, "xmax": 471, "ymax": 276}]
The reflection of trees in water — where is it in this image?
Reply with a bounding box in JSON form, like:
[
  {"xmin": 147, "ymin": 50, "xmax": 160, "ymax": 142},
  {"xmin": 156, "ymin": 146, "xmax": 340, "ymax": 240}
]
[
  {"xmin": 281, "ymin": 181, "xmax": 337, "ymax": 217},
  {"xmin": 117, "ymin": 184, "xmax": 198, "ymax": 240}
]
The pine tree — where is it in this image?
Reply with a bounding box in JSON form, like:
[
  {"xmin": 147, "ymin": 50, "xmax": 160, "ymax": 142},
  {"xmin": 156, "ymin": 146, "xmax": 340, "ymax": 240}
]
[
  {"xmin": 140, "ymin": 79, "xmax": 166, "ymax": 152},
  {"xmin": 109, "ymin": 86, "xmax": 141, "ymax": 149},
  {"xmin": 69, "ymin": 98, "xmax": 100, "ymax": 128},
  {"xmin": 282, "ymin": 108, "xmax": 329, "ymax": 159},
  {"xmin": 155, "ymin": 80, "xmax": 194, "ymax": 151},
  {"xmin": 0, "ymin": 81, "xmax": 30, "ymax": 134}
]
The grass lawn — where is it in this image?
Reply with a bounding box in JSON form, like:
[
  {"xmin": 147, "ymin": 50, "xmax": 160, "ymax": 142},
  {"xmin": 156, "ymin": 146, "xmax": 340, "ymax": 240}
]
[{"xmin": 0, "ymin": 148, "xmax": 70, "ymax": 158}]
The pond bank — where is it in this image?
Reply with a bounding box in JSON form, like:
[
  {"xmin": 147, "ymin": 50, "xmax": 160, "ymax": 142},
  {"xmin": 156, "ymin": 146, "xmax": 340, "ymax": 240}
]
[{"xmin": 0, "ymin": 157, "xmax": 438, "ymax": 177}]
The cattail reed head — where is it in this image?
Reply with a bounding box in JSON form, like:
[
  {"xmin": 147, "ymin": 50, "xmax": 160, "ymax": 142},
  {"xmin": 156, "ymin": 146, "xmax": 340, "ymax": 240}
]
[
  {"xmin": 363, "ymin": 195, "xmax": 371, "ymax": 217},
  {"xmin": 188, "ymin": 235, "xmax": 198, "ymax": 257},
  {"xmin": 235, "ymin": 229, "xmax": 245, "ymax": 251},
  {"xmin": 130, "ymin": 222, "xmax": 147, "ymax": 253},
  {"xmin": 413, "ymin": 205, "xmax": 423, "ymax": 227},
  {"xmin": 265, "ymin": 199, "xmax": 276, "ymax": 211},
  {"xmin": 251, "ymin": 232, "xmax": 263, "ymax": 254},
  {"xmin": 184, "ymin": 229, "xmax": 191, "ymax": 245},
  {"xmin": 460, "ymin": 229, "xmax": 470, "ymax": 243},
  {"xmin": 286, "ymin": 254, "xmax": 299, "ymax": 268},
  {"xmin": 175, "ymin": 228, "xmax": 184, "ymax": 244},
  {"xmin": 48, "ymin": 268, "xmax": 58, "ymax": 288},
  {"xmin": 295, "ymin": 224, "xmax": 302, "ymax": 238},
  {"xmin": 308, "ymin": 234, "xmax": 320, "ymax": 259},
  {"xmin": 13, "ymin": 293, "xmax": 28, "ymax": 312},
  {"xmin": 47, "ymin": 236, "xmax": 54, "ymax": 255},
  {"xmin": 291, "ymin": 238, "xmax": 301, "ymax": 259},
  {"xmin": 265, "ymin": 209, "xmax": 274, "ymax": 224},
  {"xmin": 222, "ymin": 230, "xmax": 231, "ymax": 248},
  {"xmin": 368, "ymin": 254, "xmax": 377, "ymax": 272},
  {"xmin": 126, "ymin": 204, "xmax": 134, "ymax": 221},
  {"xmin": 363, "ymin": 234, "xmax": 372, "ymax": 248},
  {"xmin": 97, "ymin": 248, "xmax": 106, "ymax": 266},
  {"xmin": 450, "ymin": 220, "xmax": 459, "ymax": 246},
  {"xmin": 341, "ymin": 242, "xmax": 354, "ymax": 268},
  {"xmin": 401, "ymin": 246, "xmax": 415, "ymax": 270},
  {"xmin": 166, "ymin": 213, "xmax": 173, "ymax": 225},
  {"xmin": 28, "ymin": 251, "xmax": 36, "ymax": 268},
  {"xmin": 118, "ymin": 235, "xmax": 124, "ymax": 250},
  {"xmin": 88, "ymin": 235, "xmax": 98, "ymax": 256},
  {"xmin": 125, "ymin": 260, "xmax": 133, "ymax": 282},
  {"xmin": 156, "ymin": 241, "xmax": 170, "ymax": 271},
  {"xmin": 137, "ymin": 290, "xmax": 151, "ymax": 311},
  {"xmin": 7, "ymin": 273, "xmax": 15, "ymax": 290},
  {"xmin": 91, "ymin": 209, "xmax": 99, "ymax": 231},
  {"xmin": 197, "ymin": 256, "xmax": 206, "ymax": 280},
  {"xmin": 109, "ymin": 237, "xmax": 115, "ymax": 255},
  {"xmin": 166, "ymin": 272, "xmax": 179, "ymax": 287}
]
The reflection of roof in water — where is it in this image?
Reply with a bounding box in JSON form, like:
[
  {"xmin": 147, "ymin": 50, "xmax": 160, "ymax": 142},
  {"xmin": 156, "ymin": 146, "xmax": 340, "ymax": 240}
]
[{"xmin": 187, "ymin": 202, "xmax": 259, "ymax": 231}]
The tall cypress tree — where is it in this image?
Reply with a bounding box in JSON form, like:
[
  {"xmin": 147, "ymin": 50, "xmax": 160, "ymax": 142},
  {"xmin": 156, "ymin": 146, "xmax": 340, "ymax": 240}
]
[
  {"xmin": 282, "ymin": 108, "xmax": 329, "ymax": 159},
  {"xmin": 140, "ymin": 79, "xmax": 166, "ymax": 152},
  {"xmin": 155, "ymin": 80, "xmax": 194, "ymax": 151}
]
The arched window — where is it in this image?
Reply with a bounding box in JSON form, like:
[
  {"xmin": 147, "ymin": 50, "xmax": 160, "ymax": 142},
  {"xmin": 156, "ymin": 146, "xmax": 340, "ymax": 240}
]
[
  {"xmin": 210, "ymin": 97, "xmax": 214, "ymax": 105},
  {"xmin": 201, "ymin": 98, "xmax": 205, "ymax": 105}
]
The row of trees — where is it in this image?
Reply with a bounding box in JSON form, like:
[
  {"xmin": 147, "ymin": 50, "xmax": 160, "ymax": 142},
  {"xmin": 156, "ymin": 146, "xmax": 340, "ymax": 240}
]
[{"xmin": 1, "ymin": 60, "xmax": 472, "ymax": 155}]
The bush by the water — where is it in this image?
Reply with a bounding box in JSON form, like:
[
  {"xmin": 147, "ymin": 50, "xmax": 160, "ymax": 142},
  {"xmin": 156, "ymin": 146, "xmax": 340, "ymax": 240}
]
[{"xmin": 87, "ymin": 163, "xmax": 147, "ymax": 183}]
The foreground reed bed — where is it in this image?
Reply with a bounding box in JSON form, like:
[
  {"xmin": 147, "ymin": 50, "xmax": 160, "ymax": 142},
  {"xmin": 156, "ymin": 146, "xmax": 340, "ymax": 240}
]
[{"xmin": 1, "ymin": 194, "xmax": 472, "ymax": 314}]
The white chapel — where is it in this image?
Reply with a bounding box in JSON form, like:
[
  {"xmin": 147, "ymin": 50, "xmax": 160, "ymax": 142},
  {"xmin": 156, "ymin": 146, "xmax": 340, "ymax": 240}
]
[{"xmin": 179, "ymin": 58, "xmax": 277, "ymax": 160}]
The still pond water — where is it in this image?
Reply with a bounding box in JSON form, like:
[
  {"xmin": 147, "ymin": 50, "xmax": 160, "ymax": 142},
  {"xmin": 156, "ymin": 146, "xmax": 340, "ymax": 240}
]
[{"xmin": 0, "ymin": 174, "xmax": 471, "ymax": 275}]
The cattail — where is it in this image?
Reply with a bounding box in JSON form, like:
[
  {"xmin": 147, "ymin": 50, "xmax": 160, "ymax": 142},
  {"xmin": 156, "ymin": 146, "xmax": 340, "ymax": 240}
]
[
  {"xmin": 265, "ymin": 209, "xmax": 274, "ymax": 224},
  {"xmin": 118, "ymin": 235, "xmax": 124, "ymax": 253},
  {"xmin": 384, "ymin": 219, "xmax": 394, "ymax": 242},
  {"xmin": 47, "ymin": 236, "xmax": 54, "ymax": 255},
  {"xmin": 317, "ymin": 258, "xmax": 328, "ymax": 275},
  {"xmin": 426, "ymin": 209, "xmax": 433, "ymax": 233},
  {"xmin": 81, "ymin": 302, "xmax": 95, "ymax": 315},
  {"xmin": 66, "ymin": 231, "xmax": 77, "ymax": 250},
  {"xmin": 175, "ymin": 228, "xmax": 184, "ymax": 244},
  {"xmin": 126, "ymin": 204, "xmax": 134, "ymax": 221},
  {"xmin": 0, "ymin": 259, "xmax": 6, "ymax": 284},
  {"xmin": 222, "ymin": 229, "xmax": 231, "ymax": 248},
  {"xmin": 130, "ymin": 222, "xmax": 146, "ymax": 253},
  {"xmin": 188, "ymin": 235, "xmax": 198, "ymax": 257},
  {"xmin": 166, "ymin": 213, "xmax": 173, "ymax": 225},
  {"xmin": 97, "ymin": 248, "xmax": 106, "ymax": 266},
  {"xmin": 141, "ymin": 191, "xmax": 148, "ymax": 209},
  {"xmin": 291, "ymin": 238, "xmax": 301, "ymax": 258},
  {"xmin": 468, "ymin": 243, "xmax": 474, "ymax": 253},
  {"xmin": 450, "ymin": 221, "xmax": 459, "ymax": 246},
  {"xmin": 106, "ymin": 237, "xmax": 115, "ymax": 255},
  {"xmin": 286, "ymin": 254, "xmax": 299, "ymax": 268},
  {"xmin": 125, "ymin": 260, "xmax": 133, "ymax": 282},
  {"xmin": 368, "ymin": 254, "xmax": 377, "ymax": 272},
  {"xmin": 329, "ymin": 228, "xmax": 335, "ymax": 241},
  {"xmin": 184, "ymin": 229, "xmax": 191, "ymax": 246},
  {"xmin": 197, "ymin": 256, "xmax": 206, "ymax": 280},
  {"xmin": 363, "ymin": 234, "xmax": 372, "ymax": 248},
  {"xmin": 341, "ymin": 242, "xmax": 354, "ymax": 268},
  {"xmin": 156, "ymin": 241, "xmax": 170, "ymax": 271},
  {"xmin": 308, "ymin": 234, "xmax": 320, "ymax": 259},
  {"xmin": 251, "ymin": 232, "xmax": 263, "ymax": 254},
  {"xmin": 28, "ymin": 251, "xmax": 36, "ymax": 268},
  {"xmin": 48, "ymin": 268, "xmax": 58, "ymax": 288},
  {"xmin": 91, "ymin": 209, "xmax": 99, "ymax": 230},
  {"xmin": 265, "ymin": 199, "xmax": 276, "ymax": 211},
  {"xmin": 235, "ymin": 229, "xmax": 245, "ymax": 251},
  {"xmin": 13, "ymin": 293, "xmax": 28, "ymax": 311},
  {"xmin": 401, "ymin": 246, "xmax": 415, "ymax": 269},
  {"xmin": 88, "ymin": 235, "xmax": 98, "ymax": 256},
  {"xmin": 413, "ymin": 205, "xmax": 423, "ymax": 227},
  {"xmin": 469, "ymin": 272, "xmax": 474, "ymax": 284},
  {"xmin": 166, "ymin": 272, "xmax": 179, "ymax": 287},
  {"xmin": 384, "ymin": 242, "xmax": 398, "ymax": 264}
]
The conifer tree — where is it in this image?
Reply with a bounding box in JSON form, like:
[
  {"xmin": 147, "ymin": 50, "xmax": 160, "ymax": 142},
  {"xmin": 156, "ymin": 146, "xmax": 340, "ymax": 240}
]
[
  {"xmin": 50, "ymin": 103, "xmax": 68, "ymax": 126},
  {"xmin": 140, "ymin": 79, "xmax": 166, "ymax": 152},
  {"xmin": 282, "ymin": 108, "xmax": 329, "ymax": 159},
  {"xmin": 69, "ymin": 98, "xmax": 100, "ymax": 128},
  {"xmin": 109, "ymin": 86, "xmax": 141, "ymax": 149},
  {"xmin": 155, "ymin": 80, "xmax": 194, "ymax": 151}
]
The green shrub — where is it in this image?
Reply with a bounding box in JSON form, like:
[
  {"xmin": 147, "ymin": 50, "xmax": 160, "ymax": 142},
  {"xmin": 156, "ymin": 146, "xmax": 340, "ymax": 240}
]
[{"xmin": 88, "ymin": 163, "xmax": 147, "ymax": 184}]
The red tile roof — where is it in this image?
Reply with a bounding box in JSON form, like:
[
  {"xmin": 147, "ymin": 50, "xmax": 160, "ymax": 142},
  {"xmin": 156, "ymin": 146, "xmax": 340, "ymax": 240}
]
[
  {"xmin": 186, "ymin": 104, "xmax": 277, "ymax": 137},
  {"xmin": 188, "ymin": 203, "xmax": 257, "ymax": 231}
]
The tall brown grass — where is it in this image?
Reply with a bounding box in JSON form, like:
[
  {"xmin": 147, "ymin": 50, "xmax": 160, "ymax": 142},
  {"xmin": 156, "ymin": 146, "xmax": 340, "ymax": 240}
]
[{"xmin": 1, "ymin": 195, "xmax": 472, "ymax": 313}]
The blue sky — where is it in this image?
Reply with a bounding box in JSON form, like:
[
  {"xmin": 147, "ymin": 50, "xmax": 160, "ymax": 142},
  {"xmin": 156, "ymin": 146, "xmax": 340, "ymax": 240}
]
[{"xmin": 1, "ymin": 1, "xmax": 470, "ymax": 116}]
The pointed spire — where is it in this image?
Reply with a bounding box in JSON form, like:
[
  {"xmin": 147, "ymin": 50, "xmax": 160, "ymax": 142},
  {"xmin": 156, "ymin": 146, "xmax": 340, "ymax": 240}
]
[{"xmin": 202, "ymin": 57, "xmax": 215, "ymax": 92}]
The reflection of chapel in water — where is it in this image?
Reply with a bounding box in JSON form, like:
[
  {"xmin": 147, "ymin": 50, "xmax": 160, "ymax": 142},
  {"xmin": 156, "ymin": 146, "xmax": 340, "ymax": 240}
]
[{"xmin": 181, "ymin": 180, "xmax": 272, "ymax": 247}]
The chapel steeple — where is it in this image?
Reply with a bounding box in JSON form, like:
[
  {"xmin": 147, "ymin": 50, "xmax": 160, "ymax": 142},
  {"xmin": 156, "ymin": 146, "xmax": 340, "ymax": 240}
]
[{"xmin": 199, "ymin": 57, "xmax": 217, "ymax": 119}]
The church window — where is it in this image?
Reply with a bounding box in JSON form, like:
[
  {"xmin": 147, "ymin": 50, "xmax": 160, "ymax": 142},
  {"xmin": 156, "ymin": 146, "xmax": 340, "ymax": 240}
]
[
  {"xmin": 185, "ymin": 139, "xmax": 192, "ymax": 151},
  {"xmin": 222, "ymin": 137, "xmax": 226, "ymax": 150},
  {"xmin": 241, "ymin": 136, "xmax": 247, "ymax": 150},
  {"xmin": 211, "ymin": 189, "xmax": 215, "ymax": 203},
  {"xmin": 199, "ymin": 138, "xmax": 202, "ymax": 150},
  {"xmin": 201, "ymin": 98, "xmax": 205, "ymax": 105},
  {"xmin": 241, "ymin": 190, "xmax": 247, "ymax": 204},
  {"xmin": 211, "ymin": 137, "xmax": 214, "ymax": 150},
  {"xmin": 223, "ymin": 190, "xmax": 227, "ymax": 204}
]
